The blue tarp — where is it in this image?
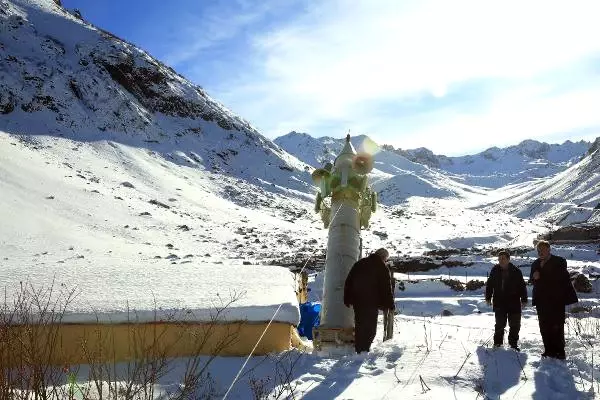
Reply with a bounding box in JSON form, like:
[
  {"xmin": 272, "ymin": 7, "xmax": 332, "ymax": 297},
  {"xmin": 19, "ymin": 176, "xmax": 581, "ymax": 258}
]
[{"xmin": 297, "ymin": 302, "xmax": 321, "ymax": 340}]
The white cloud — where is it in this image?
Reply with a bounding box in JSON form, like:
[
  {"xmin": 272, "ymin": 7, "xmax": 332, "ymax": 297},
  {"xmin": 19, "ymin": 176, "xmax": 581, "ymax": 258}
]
[
  {"xmin": 208, "ymin": 0, "xmax": 600, "ymax": 154},
  {"xmin": 254, "ymin": 1, "xmax": 600, "ymax": 96},
  {"xmin": 163, "ymin": 1, "xmax": 276, "ymax": 67},
  {"xmin": 397, "ymin": 87, "xmax": 600, "ymax": 154}
]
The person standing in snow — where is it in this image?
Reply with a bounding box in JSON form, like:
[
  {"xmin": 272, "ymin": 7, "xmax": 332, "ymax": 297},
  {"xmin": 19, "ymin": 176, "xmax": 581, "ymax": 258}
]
[
  {"xmin": 485, "ymin": 250, "xmax": 528, "ymax": 350},
  {"xmin": 530, "ymin": 240, "xmax": 578, "ymax": 360},
  {"xmin": 344, "ymin": 248, "xmax": 395, "ymax": 354}
]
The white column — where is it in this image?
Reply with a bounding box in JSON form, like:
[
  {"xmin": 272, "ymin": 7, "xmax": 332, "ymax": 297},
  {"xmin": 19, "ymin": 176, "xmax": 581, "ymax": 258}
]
[{"xmin": 319, "ymin": 199, "xmax": 360, "ymax": 329}]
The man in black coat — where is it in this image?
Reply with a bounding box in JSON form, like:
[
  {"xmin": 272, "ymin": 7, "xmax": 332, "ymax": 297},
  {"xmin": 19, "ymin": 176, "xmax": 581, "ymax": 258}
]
[
  {"xmin": 344, "ymin": 248, "xmax": 395, "ymax": 353},
  {"xmin": 485, "ymin": 250, "xmax": 528, "ymax": 350},
  {"xmin": 530, "ymin": 240, "xmax": 578, "ymax": 360}
]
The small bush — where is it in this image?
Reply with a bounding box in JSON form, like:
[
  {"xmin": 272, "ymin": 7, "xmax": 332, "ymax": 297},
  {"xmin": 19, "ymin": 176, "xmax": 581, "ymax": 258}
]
[
  {"xmin": 0, "ymin": 282, "xmax": 259, "ymax": 399},
  {"xmin": 441, "ymin": 279, "xmax": 464, "ymax": 292},
  {"xmin": 572, "ymin": 273, "xmax": 593, "ymax": 293},
  {"xmin": 465, "ymin": 280, "xmax": 485, "ymax": 291},
  {"xmin": 570, "ymin": 305, "xmax": 593, "ymax": 314}
]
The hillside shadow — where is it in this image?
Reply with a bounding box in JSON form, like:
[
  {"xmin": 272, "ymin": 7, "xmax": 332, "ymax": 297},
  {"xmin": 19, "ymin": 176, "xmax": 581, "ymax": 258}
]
[
  {"xmin": 395, "ymin": 298, "xmax": 485, "ymax": 317},
  {"xmin": 437, "ymin": 235, "xmax": 501, "ymax": 248},
  {"xmin": 476, "ymin": 346, "xmax": 527, "ymax": 397},
  {"xmin": 300, "ymin": 356, "xmax": 365, "ymax": 400},
  {"xmin": 532, "ymin": 359, "xmax": 587, "ymax": 400}
]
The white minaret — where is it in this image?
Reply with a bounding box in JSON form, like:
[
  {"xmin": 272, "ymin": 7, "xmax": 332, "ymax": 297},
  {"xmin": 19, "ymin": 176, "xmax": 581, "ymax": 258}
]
[{"xmin": 311, "ymin": 134, "xmax": 377, "ymax": 354}]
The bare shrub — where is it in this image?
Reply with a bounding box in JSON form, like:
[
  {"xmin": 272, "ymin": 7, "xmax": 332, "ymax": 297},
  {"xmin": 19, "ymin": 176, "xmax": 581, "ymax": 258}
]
[
  {"xmin": 1, "ymin": 280, "xmax": 306, "ymax": 400},
  {"xmin": 1, "ymin": 284, "xmax": 257, "ymax": 400},
  {"xmin": 168, "ymin": 293, "xmax": 244, "ymax": 400},
  {"xmin": 247, "ymin": 350, "xmax": 305, "ymax": 400},
  {"xmin": 567, "ymin": 316, "xmax": 600, "ymax": 394},
  {"xmin": 570, "ymin": 305, "xmax": 593, "ymax": 314},
  {"xmin": 81, "ymin": 300, "xmax": 178, "ymax": 400},
  {"xmin": 75, "ymin": 291, "xmax": 248, "ymax": 400},
  {"xmin": 0, "ymin": 279, "xmax": 79, "ymax": 399},
  {"xmin": 442, "ymin": 279, "xmax": 464, "ymax": 292},
  {"xmin": 465, "ymin": 280, "xmax": 485, "ymax": 291}
]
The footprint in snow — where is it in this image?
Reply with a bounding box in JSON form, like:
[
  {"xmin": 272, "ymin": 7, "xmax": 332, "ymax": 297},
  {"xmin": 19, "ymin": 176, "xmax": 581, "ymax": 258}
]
[
  {"xmin": 360, "ymin": 363, "xmax": 379, "ymax": 372},
  {"xmin": 299, "ymin": 374, "xmax": 324, "ymax": 383},
  {"xmin": 385, "ymin": 349, "xmax": 402, "ymax": 363},
  {"xmin": 368, "ymin": 368, "xmax": 384, "ymax": 376}
]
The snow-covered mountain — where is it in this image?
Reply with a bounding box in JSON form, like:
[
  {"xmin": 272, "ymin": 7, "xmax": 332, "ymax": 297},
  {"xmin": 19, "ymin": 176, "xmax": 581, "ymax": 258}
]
[
  {"xmin": 0, "ymin": 0, "xmax": 312, "ymax": 194},
  {"xmin": 387, "ymin": 139, "xmax": 591, "ymax": 188},
  {"xmin": 0, "ymin": 0, "xmax": 596, "ymax": 236},
  {"xmin": 484, "ymin": 137, "xmax": 600, "ymax": 225},
  {"xmin": 274, "ymin": 131, "xmax": 426, "ymax": 176},
  {"xmin": 274, "ymin": 132, "xmax": 488, "ymax": 204},
  {"xmin": 277, "ymin": 131, "xmax": 593, "ymax": 196},
  {"xmin": 275, "ymin": 131, "xmax": 599, "ymax": 216}
]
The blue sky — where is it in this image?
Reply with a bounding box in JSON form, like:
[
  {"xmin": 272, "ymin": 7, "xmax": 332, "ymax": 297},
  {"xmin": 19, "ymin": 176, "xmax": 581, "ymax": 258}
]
[{"xmin": 62, "ymin": 0, "xmax": 600, "ymax": 155}]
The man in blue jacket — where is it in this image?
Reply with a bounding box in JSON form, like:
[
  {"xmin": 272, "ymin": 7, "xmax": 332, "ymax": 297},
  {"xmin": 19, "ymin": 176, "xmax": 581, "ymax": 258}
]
[
  {"xmin": 530, "ymin": 240, "xmax": 578, "ymax": 360},
  {"xmin": 485, "ymin": 250, "xmax": 528, "ymax": 350}
]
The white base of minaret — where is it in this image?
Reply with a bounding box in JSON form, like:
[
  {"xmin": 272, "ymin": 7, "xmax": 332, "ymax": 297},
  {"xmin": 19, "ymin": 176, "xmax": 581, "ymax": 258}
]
[
  {"xmin": 320, "ymin": 200, "xmax": 360, "ymax": 328},
  {"xmin": 315, "ymin": 345, "xmax": 355, "ymax": 357},
  {"xmin": 314, "ymin": 199, "xmax": 360, "ymax": 353}
]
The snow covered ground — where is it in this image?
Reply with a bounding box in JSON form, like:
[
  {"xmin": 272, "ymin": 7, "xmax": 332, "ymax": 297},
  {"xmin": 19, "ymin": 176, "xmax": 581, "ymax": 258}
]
[
  {"xmin": 1, "ymin": 1, "xmax": 599, "ymax": 398},
  {"xmin": 37, "ymin": 272, "xmax": 600, "ymax": 399},
  {"xmin": 0, "ymin": 131, "xmax": 313, "ymax": 325},
  {"xmin": 2, "ymin": 130, "xmax": 599, "ymax": 398}
]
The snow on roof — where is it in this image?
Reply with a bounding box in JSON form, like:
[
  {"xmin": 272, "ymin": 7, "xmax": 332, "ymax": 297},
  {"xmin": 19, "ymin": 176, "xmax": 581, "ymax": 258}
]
[{"xmin": 1, "ymin": 261, "xmax": 300, "ymax": 325}]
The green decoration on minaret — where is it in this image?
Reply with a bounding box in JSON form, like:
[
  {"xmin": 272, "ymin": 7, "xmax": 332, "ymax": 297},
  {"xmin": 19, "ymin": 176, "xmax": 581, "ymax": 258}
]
[{"xmin": 311, "ymin": 134, "xmax": 377, "ymax": 230}]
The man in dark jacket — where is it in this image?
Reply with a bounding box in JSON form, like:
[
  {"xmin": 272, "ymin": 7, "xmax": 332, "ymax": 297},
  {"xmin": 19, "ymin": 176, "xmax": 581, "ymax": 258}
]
[
  {"xmin": 530, "ymin": 240, "xmax": 578, "ymax": 360},
  {"xmin": 485, "ymin": 250, "xmax": 528, "ymax": 350},
  {"xmin": 344, "ymin": 248, "xmax": 394, "ymax": 353}
]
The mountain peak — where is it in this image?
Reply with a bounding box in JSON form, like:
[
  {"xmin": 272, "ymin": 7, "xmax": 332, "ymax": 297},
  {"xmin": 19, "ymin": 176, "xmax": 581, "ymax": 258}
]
[
  {"xmin": 588, "ymin": 137, "xmax": 600, "ymax": 155},
  {"xmin": 0, "ymin": 0, "xmax": 312, "ymax": 193},
  {"xmin": 278, "ymin": 132, "xmax": 591, "ymax": 189},
  {"xmin": 1, "ymin": 0, "xmax": 259, "ymax": 138},
  {"xmin": 517, "ymin": 139, "xmax": 543, "ymax": 147},
  {"xmin": 287, "ymin": 131, "xmax": 310, "ymax": 137}
]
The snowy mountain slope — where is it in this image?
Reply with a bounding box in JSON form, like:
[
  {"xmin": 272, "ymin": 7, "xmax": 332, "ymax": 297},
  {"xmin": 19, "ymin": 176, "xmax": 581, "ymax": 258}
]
[
  {"xmin": 274, "ymin": 131, "xmax": 426, "ymax": 178},
  {"xmin": 373, "ymin": 169, "xmax": 491, "ymax": 205},
  {"xmin": 388, "ymin": 139, "xmax": 591, "ymax": 188},
  {"xmin": 0, "ymin": 130, "xmax": 324, "ymax": 321},
  {"xmin": 0, "ymin": 130, "xmax": 320, "ymax": 254},
  {"xmin": 0, "ymin": 0, "xmax": 313, "ymax": 193},
  {"xmin": 282, "ymin": 131, "xmax": 590, "ymax": 189},
  {"xmin": 397, "ymin": 139, "xmax": 590, "ymax": 170},
  {"xmin": 275, "ymin": 132, "xmax": 594, "ymax": 206},
  {"xmin": 440, "ymin": 139, "xmax": 590, "ymax": 186},
  {"xmin": 0, "ymin": 0, "xmax": 552, "ymax": 268},
  {"xmin": 484, "ymin": 140, "xmax": 600, "ymax": 225},
  {"xmin": 275, "ymin": 131, "xmax": 490, "ymax": 203}
]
